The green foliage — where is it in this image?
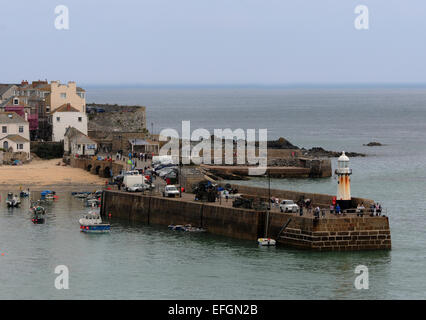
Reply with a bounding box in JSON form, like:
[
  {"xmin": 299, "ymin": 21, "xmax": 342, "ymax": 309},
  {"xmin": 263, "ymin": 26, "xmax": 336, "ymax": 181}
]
[{"xmin": 31, "ymin": 142, "xmax": 64, "ymax": 159}]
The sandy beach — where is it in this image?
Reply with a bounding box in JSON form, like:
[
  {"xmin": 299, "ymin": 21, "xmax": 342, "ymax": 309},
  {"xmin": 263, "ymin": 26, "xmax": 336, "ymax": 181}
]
[{"xmin": 0, "ymin": 159, "xmax": 107, "ymax": 189}]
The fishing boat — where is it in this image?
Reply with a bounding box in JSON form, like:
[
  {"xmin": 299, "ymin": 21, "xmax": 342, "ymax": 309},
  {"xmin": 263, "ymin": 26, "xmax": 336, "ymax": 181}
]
[
  {"xmin": 6, "ymin": 193, "xmax": 21, "ymax": 208},
  {"xmin": 79, "ymin": 211, "xmax": 110, "ymax": 233},
  {"xmin": 257, "ymin": 238, "xmax": 276, "ymax": 246},
  {"xmin": 30, "ymin": 201, "xmax": 46, "ymax": 224}
]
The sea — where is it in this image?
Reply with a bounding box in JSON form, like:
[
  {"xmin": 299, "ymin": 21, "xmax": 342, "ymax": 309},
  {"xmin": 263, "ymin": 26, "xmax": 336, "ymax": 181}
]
[{"xmin": 0, "ymin": 87, "xmax": 425, "ymax": 299}]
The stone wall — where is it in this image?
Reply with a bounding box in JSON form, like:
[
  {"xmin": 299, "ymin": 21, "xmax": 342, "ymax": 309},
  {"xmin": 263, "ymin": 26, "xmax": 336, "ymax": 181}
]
[
  {"xmin": 101, "ymin": 191, "xmax": 391, "ymax": 250},
  {"xmin": 267, "ymin": 212, "xmax": 391, "ymax": 251}
]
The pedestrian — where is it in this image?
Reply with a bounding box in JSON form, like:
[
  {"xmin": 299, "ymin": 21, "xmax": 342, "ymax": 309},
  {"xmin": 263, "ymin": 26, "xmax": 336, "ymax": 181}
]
[
  {"xmin": 224, "ymin": 190, "xmax": 229, "ymax": 202},
  {"xmin": 314, "ymin": 206, "xmax": 320, "ymax": 218},
  {"xmin": 376, "ymin": 203, "xmax": 382, "ymax": 216},
  {"xmin": 330, "ymin": 204, "xmax": 334, "ymax": 214},
  {"xmin": 335, "ymin": 204, "xmax": 341, "ymax": 215},
  {"xmin": 321, "ymin": 208, "xmax": 326, "ymax": 218},
  {"xmin": 299, "ymin": 206, "xmax": 303, "ymax": 216}
]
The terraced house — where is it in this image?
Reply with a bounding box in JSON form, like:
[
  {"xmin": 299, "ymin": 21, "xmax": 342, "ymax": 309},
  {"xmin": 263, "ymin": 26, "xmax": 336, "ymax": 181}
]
[
  {"xmin": 0, "ymin": 112, "xmax": 30, "ymax": 159},
  {"xmin": 0, "ymin": 80, "xmax": 86, "ymax": 141}
]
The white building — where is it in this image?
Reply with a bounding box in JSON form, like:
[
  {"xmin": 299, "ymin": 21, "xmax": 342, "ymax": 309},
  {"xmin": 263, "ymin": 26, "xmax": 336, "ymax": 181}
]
[
  {"xmin": 64, "ymin": 127, "xmax": 97, "ymax": 156},
  {"xmin": 50, "ymin": 103, "xmax": 88, "ymax": 142},
  {"xmin": 0, "ymin": 112, "xmax": 30, "ymax": 159}
]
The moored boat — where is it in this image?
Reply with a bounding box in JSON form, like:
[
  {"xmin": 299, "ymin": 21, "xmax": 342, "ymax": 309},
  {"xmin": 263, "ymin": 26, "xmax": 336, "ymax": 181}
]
[
  {"xmin": 79, "ymin": 211, "xmax": 110, "ymax": 233},
  {"xmin": 257, "ymin": 238, "xmax": 276, "ymax": 246},
  {"xmin": 6, "ymin": 193, "xmax": 21, "ymax": 208},
  {"xmin": 30, "ymin": 202, "xmax": 46, "ymax": 224}
]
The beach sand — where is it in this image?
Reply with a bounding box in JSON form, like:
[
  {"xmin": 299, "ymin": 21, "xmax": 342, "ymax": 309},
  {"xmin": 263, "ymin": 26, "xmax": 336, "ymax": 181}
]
[{"xmin": 0, "ymin": 159, "xmax": 107, "ymax": 189}]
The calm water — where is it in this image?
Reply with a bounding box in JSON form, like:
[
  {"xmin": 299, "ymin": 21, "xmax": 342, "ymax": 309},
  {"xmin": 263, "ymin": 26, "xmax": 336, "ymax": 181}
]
[{"xmin": 1, "ymin": 87, "xmax": 426, "ymax": 299}]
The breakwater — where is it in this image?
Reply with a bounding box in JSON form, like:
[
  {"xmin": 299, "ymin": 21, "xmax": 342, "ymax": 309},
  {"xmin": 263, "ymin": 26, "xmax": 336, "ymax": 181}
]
[{"xmin": 101, "ymin": 191, "xmax": 391, "ymax": 251}]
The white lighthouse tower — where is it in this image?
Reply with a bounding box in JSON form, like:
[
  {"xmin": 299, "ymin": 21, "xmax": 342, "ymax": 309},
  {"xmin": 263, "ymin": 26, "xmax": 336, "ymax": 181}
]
[{"xmin": 335, "ymin": 151, "xmax": 352, "ymax": 209}]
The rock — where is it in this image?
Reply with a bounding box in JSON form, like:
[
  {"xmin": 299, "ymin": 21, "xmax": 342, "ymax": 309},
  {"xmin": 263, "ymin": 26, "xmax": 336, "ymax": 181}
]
[
  {"xmin": 267, "ymin": 137, "xmax": 299, "ymax": 149},
  {"xmin": 363, "ymin": 142, "xmax": 383, "ymax": 147},
  {"xmin": 301, "ymin": 147, "xmax": 365, "ymax": 158}
]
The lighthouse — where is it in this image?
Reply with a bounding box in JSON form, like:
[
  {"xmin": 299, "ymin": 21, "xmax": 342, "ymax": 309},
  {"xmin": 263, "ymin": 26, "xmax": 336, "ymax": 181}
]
[{"xmin": 335, "ymin": 151, "xmax": 352, "ymax": 209}]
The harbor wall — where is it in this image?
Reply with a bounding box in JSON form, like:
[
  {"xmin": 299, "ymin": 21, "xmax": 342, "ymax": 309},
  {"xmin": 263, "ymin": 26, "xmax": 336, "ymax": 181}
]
[
  {"xmin": 102, "ymin": 191, "xmax": 263, "ymax": 241},
  {"xmin": 101, "ymin": 191, "xmax": 391, "ymax": 251},
  {"xmin": 267, "ymin": 212, "xmax": 391, "ymax": 251}
]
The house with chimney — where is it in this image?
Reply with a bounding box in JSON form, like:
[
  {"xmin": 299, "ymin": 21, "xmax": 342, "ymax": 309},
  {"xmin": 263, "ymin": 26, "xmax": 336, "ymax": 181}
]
[{"xmin": 50, "ymin": 103, "xmax": 88, "ymax": 142}]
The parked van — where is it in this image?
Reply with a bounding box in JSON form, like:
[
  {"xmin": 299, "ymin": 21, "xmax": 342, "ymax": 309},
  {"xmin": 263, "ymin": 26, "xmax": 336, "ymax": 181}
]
[{"xmin": 123, "ymin": 175, "xmax": 144, "ymax": 191}]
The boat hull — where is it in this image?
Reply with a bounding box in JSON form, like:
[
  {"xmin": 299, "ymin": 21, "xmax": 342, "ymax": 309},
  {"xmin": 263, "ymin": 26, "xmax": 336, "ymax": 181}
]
[{"xmin": 80, "ymin": 224, "xmax": 110, "ymax": 233}]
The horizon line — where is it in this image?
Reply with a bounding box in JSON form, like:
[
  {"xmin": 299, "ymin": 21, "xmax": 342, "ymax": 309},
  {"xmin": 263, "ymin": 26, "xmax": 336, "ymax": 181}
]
[{"xmin": 82, "ymin": 82, "xmax": 426, "ymax": 89}]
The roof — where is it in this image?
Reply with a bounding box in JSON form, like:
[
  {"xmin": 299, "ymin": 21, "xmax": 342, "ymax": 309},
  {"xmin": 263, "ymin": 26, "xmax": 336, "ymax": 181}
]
[
  {"xmin": 0, "ymin": 84, "xmax": 16, "ymax": 96},
  {"xmin": 0, "ymin": 112, "xmax": 28, "ymax": 124},
  {"xmin": 53, "ymin": 104, "xmax": 80, "ymax": 113},
  {"xmin": 65, "ymin": 127, "xmax": 96, "ymax": 145},
  {"xmin": 129, "ymin": 139, "xmax": 159, "ymax": 146},
  {"xmin": 0, "ymin": 134, "xmax": 29, "ymax": 143}
]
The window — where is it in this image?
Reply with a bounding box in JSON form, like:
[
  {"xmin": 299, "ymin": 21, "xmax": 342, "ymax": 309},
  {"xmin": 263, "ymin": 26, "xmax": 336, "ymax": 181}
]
[
  {"xmin": 56, "ymin": 117, "xmax": 60, "ymax": 122},
  {"xmin": 17, "ymin": 144, "xmax": 23, "ymax": 150},
  {"xmin": 13, "ymin": 98, "xmax": 19, "ymax": 105},
  {"xmin": 19, "ymin": 126, "xmax": 24, "ymax": 133},
  {"xmin": 78, "ymin": 117, "xmax": 82, "ymax": 122},
  {"xmin": 46, "ymin": 106, "xmax": 50, "ymax": 112},
  {"xmin": 60, "ymin": 93, "xmax": 66, "ymax": 98},
  {"xmin": 2, "ymin": 126, "xmax": 7, "ymax": 133}
]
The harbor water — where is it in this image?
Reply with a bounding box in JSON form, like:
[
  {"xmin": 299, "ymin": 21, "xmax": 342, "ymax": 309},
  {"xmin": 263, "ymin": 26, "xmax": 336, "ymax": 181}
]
[{"xmin": 1, "ymin": 87, "xmax": 426, "ymax": 299}]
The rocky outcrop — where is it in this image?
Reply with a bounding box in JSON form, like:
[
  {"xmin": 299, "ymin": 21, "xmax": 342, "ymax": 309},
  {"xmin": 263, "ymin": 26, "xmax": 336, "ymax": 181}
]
[
  {"xmin": 300, "ymin": 147, "xmax": 365, "ymax": 158},
  {"xmin": 363, "ymin": 142, "xmax": 383, "ymax": 147}
]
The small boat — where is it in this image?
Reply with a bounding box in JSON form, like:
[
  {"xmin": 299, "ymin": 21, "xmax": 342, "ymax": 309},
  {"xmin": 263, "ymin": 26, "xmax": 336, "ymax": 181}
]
[
  {"xmin": 20, "ymin": 190, "xmax": 30, "ymax": 197},
  {"xmin": 168, "ymin": 224, "xmax": 206, "ymax": 232},
  {"xmin": 74, "ymin": 193, "xmax": 89, "ymax": 199},
  {"xmin": 257, "ymin": 238, "xmax": 276, "ymax": 246},
  {"xmin": 79, "ymin": 211, "xmax": 110, "ymax": 233},
  {"xmin": 84, "ymin": 198, "xmax": 100, "ymax": 207},
  {"xmin": 30, "ymin": 202, "xmax": 46, "ymax": 224},
  {"xmin": 6, "ymin": 193, "xmax": 21, "ymax": 208},
  {"xmin": 168, "ymin": 224, "xmax": 186, "ymax": 231},
  {"xmin": 41, "ymin": 190, "xmax": 57, "ymax": 201}
]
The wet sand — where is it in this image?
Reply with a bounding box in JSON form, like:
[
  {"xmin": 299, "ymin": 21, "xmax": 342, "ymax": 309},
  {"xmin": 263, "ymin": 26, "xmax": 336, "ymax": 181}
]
[{"xmin": 0, "ymin": 159, "xmax": 107, "ymax": 190}]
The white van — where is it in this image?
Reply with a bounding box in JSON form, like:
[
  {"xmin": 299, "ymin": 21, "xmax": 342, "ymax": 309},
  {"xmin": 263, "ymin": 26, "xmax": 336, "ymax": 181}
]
[{"xmin": 123, "ymin": 175, "xmax": 144, "ymax": 191}]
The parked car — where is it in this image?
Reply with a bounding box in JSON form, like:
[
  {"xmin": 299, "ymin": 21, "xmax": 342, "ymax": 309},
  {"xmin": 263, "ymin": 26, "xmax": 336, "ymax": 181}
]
[
  {"xmin": 280, "ymin": 200, "xmax": 299, "ymax": 213},
  {"xmin": 163, "ymin": 185, "xmax": 180, "ymax": 198},
  {"xmin": 126, "ymin": 184, "xmax": 148, "ymax": 192}
]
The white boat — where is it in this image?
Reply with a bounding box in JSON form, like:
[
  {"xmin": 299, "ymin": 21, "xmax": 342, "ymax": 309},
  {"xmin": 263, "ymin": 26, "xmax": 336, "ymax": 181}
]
[
  {"xmin": 257, "ymin": 238, "xmax": 276, "ymax": 246},
  {"xmin": 6, "ymin": 193, "xmax": 21, "ymax": 208},
  {"xmin": 79, "ymin": 211, "xmax": 110, "ymax": 233}
]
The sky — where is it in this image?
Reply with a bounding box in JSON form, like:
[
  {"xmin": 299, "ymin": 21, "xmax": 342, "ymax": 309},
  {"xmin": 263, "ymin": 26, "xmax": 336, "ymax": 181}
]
[{"xmin": 0, "ymin": 0, "xmax": 425, "ymax": 86}]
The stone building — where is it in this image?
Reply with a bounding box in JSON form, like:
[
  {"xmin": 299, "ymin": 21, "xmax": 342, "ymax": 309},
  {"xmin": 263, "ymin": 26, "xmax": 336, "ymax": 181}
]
[{"xmin": 64, "ymin": 127, "xmax": 97, "ymax": 156}]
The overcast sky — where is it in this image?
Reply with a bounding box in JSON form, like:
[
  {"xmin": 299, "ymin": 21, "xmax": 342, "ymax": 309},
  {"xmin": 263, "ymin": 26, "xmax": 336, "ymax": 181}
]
[{"xmin": 1, "ymin": 0, "xmax": 425, "ymax": 86}]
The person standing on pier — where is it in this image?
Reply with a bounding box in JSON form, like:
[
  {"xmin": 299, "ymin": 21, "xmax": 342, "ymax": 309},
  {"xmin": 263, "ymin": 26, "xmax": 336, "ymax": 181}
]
[{"xmin": 335, "ymin": 204, "xmax": 341, "ymax": 215}]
